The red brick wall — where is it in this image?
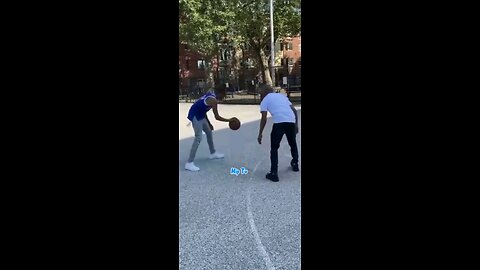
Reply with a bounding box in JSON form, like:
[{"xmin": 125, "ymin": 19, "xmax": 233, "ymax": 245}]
[
  {"xmin": 277, "ymin": 36, "xmax": 301, "ymax": 82},
  {"xmin": 180, "ymin": 36, "xmax": 301, "ymax": 91},
  {"xmin": 282, "ymin": 36, "xmax": 301, "ymax": 61},
  {"xmin": 179, "ymin": 43, "xmax": 208, "ymax": 92}
]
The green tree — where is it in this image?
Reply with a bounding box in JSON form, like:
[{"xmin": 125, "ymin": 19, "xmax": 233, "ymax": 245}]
[
  {"xmin": 232, "ymin": 0, "xmax": 300, "ymax": 86},
  {"xmin": 179, "ymin": 0, "xmax": 301, "ymax": 87},
  {"xmin": 179, "ymin": 0, "xmax": 236, "ymax": 87}
]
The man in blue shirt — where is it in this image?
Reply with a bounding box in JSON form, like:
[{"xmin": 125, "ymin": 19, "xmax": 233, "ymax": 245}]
[{"xmin": 185, "ymin": 88, "xmax": 234, "ymax": 171}]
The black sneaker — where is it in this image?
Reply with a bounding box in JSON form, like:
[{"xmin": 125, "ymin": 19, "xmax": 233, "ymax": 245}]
[
  {"xmin": 266, "ymin": 172, "xmax": 279, "ymax": 182},
  {"xmin": 291, "ymin": 161, "xmax": 299, "ymax": 172}
]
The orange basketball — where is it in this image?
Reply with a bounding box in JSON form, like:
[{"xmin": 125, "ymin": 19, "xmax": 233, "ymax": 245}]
[{"xmin": 229, "ymin": 118, "xmax": 241, "ymax": 130}]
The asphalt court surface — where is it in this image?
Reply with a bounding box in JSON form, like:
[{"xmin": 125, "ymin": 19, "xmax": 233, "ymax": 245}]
[{"xmin": 179, "ymin": 103, "xmax": 301, "ymax": 270}]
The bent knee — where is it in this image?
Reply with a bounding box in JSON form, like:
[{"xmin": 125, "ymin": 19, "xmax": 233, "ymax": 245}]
[
  {"xmin": 194, "ymin": 135, "xmax": 202, "ymax": 143},
  {"xmin": 271, "ymin": 144, "xmax": 280, "ymax": 150}
]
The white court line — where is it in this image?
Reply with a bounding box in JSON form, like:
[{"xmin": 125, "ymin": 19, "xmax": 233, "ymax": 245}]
[{"xmin": 247, "ymin": 160, "xmax": 275, "ymax": 270}]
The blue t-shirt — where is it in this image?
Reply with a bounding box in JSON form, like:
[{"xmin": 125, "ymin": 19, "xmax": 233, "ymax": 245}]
[{"xmin": 187, "ymin": 92, "xmax": 216, "ymax": 121}]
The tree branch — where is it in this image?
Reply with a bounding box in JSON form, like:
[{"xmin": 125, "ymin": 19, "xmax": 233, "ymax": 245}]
[{"xmin": 241, "ymin": 0, "xmax": 256, "ymax": 9}]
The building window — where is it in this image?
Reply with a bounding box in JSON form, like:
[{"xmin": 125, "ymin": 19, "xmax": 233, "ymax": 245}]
[
  {"xmin": 220, "ymin": 49, "xmax": 231, "ymax": 61},
  {"xmin": 197, "ymin": 59, "xmax": 206, "ymax": 70},
  {"xmin": 288, "ymin": 58, "xmax": 293, "ymax": 66},
  {"xmin": 220, "ymin": 49, "xmax": 226, "ymax": 61},
  {"xmin": 242, "ymin": 58, "xmax": 254, "ymax": 68},
  {"xmin": 283, "ymin": 42, "xmax": 291, "ymax": 51}
]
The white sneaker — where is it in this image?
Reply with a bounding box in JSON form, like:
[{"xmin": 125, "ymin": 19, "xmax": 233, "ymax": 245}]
[
  {"xmin": 185, "ymin": 162, "xmax": 200, "ymax": 171},
  {"xmin": 209, "ymin": 152, "xmax": 224, "ymax": 159}
]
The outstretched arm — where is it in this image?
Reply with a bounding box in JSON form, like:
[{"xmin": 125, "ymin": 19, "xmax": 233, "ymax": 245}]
[
  {"xmin": 258, "ymin": 111, "xmax": 267, "ymax": 144},
  {"xmin": 205, "ymin": 115, "xmax": 214, "ymax": 130},
  {"xmin": 206, "ymin": 98, "xmax": 232, "ymax": 122},
  {"xmin": 290, "ymin": 105, "xmax": 299, "ymax": 134}
]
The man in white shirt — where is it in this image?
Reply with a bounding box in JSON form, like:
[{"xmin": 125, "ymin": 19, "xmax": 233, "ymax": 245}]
[{"xmin": 257, "ymin": 84, "xmax": 299, "ymax": 182}]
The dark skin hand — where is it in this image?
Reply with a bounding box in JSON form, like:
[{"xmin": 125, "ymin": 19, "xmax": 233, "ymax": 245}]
[
  {"xmin": 205, "ymin": 96, "xmax": 234, "ymax": 124},
  {"xmin": 258, "ymin": 111, "xmax": 267, "ymax": 144},
  {"xmin": 290, "ymin": 105, "xmax": 299, "ymax": 134}
]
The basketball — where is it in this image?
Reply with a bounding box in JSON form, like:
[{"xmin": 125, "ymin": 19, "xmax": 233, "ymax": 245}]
[{"xmin": 229, "ymin": 118, "xmax": 241, "ymax": 130}]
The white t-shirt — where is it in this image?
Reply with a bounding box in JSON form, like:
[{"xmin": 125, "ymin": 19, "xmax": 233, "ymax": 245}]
[{"xmin": 260, "ymin": 93, "xmax": 295, "ymax": 123}]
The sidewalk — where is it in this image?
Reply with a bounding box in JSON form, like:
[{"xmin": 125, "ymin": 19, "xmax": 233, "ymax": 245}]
[{"xmin": 179, "ymin": 91, "xmax": 301, "ymax": 105}]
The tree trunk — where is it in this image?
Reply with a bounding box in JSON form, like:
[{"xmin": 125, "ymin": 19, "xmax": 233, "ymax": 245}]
[
  {"xmin": 215, "ymin": 53, "xmax": 220, "ymax": 86},
  {"xmin": 257, "ymin": 48, "xmax": 272, "ymax": 86},
  {"xmin": 232, "ymin": 47, "xmax": 242, "ymax": 92},
  {"xmin": 205, "ymin": 58, "xmax": 216, "ymax": 89}
]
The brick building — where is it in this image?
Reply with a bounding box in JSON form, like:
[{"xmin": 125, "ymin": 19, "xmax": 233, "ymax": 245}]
[
  {"xmin": 275, "ymin": 35, "xmax": 301, "ymax": 87},
  {"xmin": 178, "ymin": 43, "xmax": 212, "ymax": 95},
  {"xmin": 179, "ymin": 35, "xmax": 301, "ymax": 94},
  {"xmin": 179, "ymin": 41, "xmax": 259, "ymax": 95}
]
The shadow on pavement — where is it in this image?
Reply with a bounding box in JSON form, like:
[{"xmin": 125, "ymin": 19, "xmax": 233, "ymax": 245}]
[
  {"xmin": 179, "ymin": 111, "xmax": 302, "ymax": 270},
  {"xmin": 179, "ymin": 110, "xmax": 301, "ymax": 178}
]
